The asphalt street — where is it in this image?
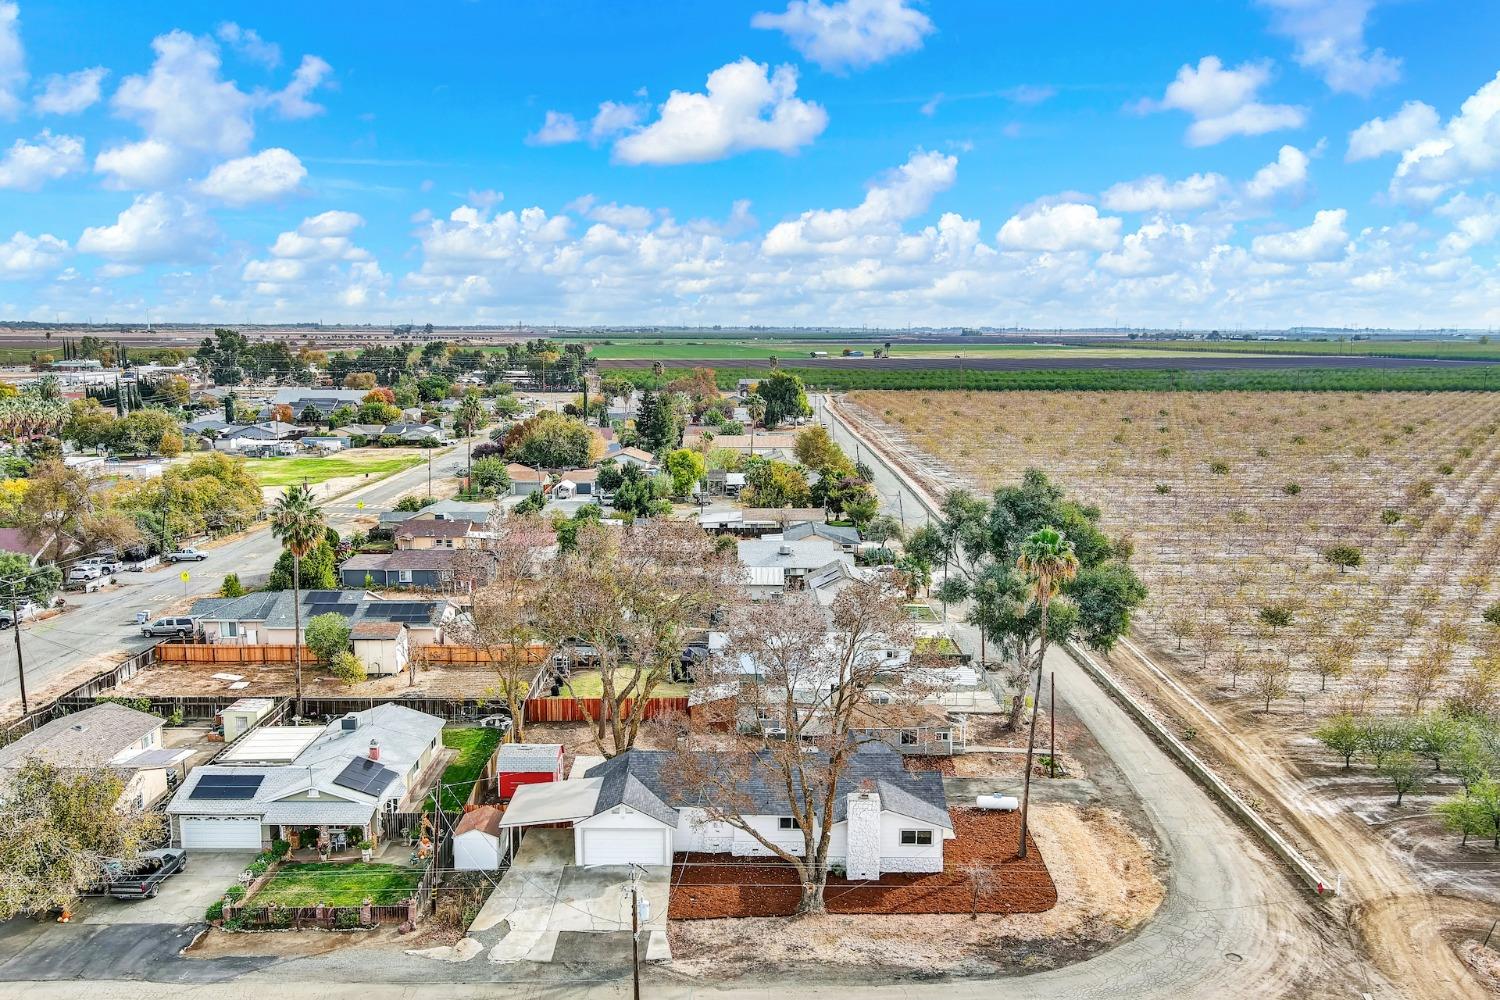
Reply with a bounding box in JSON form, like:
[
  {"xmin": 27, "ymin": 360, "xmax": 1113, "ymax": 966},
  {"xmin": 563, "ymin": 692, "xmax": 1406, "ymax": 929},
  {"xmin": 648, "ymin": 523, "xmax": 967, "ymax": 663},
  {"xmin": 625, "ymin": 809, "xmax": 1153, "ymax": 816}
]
[{"xmin": 0, "ymin": 443, "xmax": 470, "ymax": 713}]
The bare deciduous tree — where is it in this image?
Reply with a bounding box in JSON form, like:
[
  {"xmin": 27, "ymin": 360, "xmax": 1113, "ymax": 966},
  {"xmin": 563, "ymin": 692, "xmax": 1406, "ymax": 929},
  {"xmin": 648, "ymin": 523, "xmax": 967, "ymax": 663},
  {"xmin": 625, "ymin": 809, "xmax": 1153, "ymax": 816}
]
[
  {"xmin": 535, "ymin": 519, "xmax": 728, "ymax": 757},
  {"xmin": 668, "ymin": 576, "xmax": 919, "ymax": 915}
]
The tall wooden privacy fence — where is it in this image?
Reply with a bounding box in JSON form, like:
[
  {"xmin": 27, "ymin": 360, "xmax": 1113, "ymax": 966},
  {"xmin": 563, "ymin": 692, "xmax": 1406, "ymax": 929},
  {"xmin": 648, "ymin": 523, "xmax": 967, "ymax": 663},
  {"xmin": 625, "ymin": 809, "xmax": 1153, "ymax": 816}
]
[{"xmin": 524, "ymin": 695, "xmax": 689, "ymax": 723}]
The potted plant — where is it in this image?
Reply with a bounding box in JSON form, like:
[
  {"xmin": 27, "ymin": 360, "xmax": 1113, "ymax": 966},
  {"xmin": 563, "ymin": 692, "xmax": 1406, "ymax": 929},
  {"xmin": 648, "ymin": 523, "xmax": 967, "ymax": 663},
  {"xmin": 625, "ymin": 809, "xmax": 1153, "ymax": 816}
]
[{"xmin": 359, "ymin": 838, "xmax": 373, "ymax": 862}]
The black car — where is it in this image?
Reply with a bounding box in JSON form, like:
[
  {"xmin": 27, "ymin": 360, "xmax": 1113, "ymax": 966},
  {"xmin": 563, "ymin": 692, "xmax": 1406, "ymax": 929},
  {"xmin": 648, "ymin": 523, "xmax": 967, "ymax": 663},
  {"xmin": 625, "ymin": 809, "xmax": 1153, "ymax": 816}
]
[{"xmin": 105, "ymin": 848, "xmax": 187, "ymax": 899}]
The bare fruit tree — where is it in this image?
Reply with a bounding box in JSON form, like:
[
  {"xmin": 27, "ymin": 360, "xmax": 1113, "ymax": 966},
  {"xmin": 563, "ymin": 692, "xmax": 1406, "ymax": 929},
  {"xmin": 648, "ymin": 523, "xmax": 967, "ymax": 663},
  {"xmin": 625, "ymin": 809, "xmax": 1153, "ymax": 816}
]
[
  {"xmin": 448, "ymin": 514, "xmax": 554, "ymax": 742},
  {"xmin": 667, "ymin": 575, "xmax": 920, "ymax": 915},
  {"xmin": 534, "ymin": 519, "xmax": 728, "ymax": 757}
]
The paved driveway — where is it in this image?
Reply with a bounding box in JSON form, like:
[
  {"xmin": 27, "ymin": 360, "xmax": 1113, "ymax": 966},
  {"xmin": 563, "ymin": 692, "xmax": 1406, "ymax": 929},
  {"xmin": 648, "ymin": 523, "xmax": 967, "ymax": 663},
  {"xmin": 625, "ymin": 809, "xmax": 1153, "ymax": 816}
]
[
  {"xmin": 77, "ymin": 851, "xmax": 258, "ymax": 926},
  {"xmin": 471, "ymin": 830, "xmax": 670, "ymax": 963}
]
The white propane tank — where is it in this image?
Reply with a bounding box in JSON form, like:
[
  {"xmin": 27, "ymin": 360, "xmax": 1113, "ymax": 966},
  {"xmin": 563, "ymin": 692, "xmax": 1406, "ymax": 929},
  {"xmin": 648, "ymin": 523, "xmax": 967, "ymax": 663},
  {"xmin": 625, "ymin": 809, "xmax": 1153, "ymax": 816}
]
[{"xmin": 976, "ymin": 794, "xmax": 1020, "ymax": 812}]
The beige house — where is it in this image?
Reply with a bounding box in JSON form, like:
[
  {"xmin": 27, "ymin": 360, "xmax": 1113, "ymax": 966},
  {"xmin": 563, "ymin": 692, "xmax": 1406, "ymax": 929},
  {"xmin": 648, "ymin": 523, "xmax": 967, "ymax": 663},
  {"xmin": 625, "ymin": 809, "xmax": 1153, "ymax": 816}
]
[{"xmin": 394, "ymin": 518, "xmax": 481, "ymax": 550}]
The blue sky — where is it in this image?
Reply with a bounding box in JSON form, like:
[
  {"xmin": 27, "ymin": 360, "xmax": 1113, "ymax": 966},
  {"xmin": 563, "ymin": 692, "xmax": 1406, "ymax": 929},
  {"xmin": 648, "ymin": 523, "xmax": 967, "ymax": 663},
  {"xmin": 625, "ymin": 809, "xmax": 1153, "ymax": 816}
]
[{"xmin": 1, "ymin": 0, "xmax": 1499, "ymax": 328}]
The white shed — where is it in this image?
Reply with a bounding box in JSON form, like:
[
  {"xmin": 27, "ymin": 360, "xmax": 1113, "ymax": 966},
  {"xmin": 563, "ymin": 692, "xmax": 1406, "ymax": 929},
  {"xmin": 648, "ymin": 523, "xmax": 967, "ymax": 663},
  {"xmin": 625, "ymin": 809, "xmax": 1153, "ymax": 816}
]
[
  {"xmin": 221, "ymin": 698, "xmax": 276, "ymax": 742},
  {"xmin": 452, "ymin": 805, "xmax": 506, "ymax": 871}
]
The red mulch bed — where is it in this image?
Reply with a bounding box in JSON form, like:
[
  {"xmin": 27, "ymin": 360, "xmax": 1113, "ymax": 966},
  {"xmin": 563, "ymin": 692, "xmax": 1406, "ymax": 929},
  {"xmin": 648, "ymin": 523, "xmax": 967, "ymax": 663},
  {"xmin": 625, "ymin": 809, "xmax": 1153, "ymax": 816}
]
[
  {"xmin": 668, "ymin": 808, "xmax": 1057, "ymax": 919},
  {"xmin": 901, "ymin": 755, "xmax": 956, "ymax": 774}
]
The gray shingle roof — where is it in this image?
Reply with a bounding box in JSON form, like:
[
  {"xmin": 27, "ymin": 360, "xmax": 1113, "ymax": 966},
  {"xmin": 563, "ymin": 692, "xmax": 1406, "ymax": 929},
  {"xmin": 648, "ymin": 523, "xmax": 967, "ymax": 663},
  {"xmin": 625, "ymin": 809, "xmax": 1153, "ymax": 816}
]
[
  {"xmin": 0, "ymin": 703, "xmax": 162, "ymax": 770},
  {"xmin": 582, "ymin": 744, "xmax": 950, "ymax": 830}
]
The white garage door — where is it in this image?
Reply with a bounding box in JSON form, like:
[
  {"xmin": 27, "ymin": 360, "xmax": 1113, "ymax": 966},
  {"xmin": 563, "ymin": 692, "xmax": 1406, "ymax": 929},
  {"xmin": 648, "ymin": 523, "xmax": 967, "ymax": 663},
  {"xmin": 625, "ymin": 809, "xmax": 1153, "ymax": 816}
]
[
  {"xmin": 181, "ymin": 816, "xmax": 262, "ymax": 850},
  {"xmin": 583, "ymin": 829, "xmax": 666, "ymax": 866}
]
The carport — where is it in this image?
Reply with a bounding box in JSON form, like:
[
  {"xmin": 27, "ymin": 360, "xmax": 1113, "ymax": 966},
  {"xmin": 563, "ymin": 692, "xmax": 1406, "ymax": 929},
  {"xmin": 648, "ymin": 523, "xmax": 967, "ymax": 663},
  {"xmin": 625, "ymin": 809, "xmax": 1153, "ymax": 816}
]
[{"xmin": 495, "ymin": 777, "xmax": 602, "ymax": 860}]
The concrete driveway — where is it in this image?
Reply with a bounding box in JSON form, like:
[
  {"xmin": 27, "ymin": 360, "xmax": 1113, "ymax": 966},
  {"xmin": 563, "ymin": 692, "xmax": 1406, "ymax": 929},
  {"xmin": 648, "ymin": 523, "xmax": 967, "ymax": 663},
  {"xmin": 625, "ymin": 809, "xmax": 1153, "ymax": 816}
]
[
  {"xmin": 77, "ymin": 851, "xmax": 257, "ymax": 926},
  {"xmin": 471, "ymin": 830, "xmax": 669, "ymax": 963}
]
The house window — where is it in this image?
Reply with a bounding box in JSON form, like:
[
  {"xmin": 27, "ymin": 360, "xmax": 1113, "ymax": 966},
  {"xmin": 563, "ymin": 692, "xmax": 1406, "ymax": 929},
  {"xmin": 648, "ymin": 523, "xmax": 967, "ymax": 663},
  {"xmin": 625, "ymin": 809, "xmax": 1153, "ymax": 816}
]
[
  {"xmin": 900, "ymin": 730, "xmax": 918, "ymax": 745},
  {"xmin": 778, "ymin": 816, "xmax": 799, "ymax": 830},
  {"xmin": 223, "ymin": 621, "xmax": 239, "ymax": 638},
  {"xmin": 398, "ymin": 570, "xmax": 413, "ymax": 584},
  {"xmin": 900, "ymin": 829, "xmax": 933, "ymax": 846}
]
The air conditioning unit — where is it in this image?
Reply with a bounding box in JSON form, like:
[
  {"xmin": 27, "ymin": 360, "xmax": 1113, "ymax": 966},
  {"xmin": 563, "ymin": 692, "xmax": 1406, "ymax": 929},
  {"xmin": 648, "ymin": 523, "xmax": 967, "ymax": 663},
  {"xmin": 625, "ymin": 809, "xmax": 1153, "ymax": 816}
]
[
  {"xmin": 341, "ymin": 715, "xmax": 359, "ymax": 731},
  {"xmin": 762, "ymin": 726, "xmax": 788, "ymax": 740}
]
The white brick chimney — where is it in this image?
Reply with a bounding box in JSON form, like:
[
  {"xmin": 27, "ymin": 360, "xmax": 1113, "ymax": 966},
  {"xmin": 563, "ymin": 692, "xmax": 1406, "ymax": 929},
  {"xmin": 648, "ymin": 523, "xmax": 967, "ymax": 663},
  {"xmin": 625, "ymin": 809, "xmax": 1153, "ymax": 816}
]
[{"xmin": 845, "ymin": 783, "xmax": 882, "ymax": 881}]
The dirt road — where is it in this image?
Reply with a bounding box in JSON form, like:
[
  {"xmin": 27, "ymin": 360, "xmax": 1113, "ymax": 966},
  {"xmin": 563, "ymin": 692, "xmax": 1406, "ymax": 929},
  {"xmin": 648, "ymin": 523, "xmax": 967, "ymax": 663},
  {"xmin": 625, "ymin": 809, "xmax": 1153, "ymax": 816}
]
[{"xmin": 1106, "ymin": 637, "xmax": 1492, "ymax": 1000}]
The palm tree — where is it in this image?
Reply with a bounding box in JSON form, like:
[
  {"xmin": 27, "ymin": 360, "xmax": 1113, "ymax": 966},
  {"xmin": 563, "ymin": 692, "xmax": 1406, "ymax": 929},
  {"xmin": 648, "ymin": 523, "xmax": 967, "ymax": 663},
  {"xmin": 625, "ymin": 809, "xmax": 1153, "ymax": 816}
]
[
  {"xmin": 270, "ymin": 483, "xmax": 326, "ymax": 718},
  {"xmin": 745, "ymin": 395, "xmax": 766, "ymax": 456},
  {"xmin": 1015, "ymin": 526, "xmax": 1078, "ymax": 859}
]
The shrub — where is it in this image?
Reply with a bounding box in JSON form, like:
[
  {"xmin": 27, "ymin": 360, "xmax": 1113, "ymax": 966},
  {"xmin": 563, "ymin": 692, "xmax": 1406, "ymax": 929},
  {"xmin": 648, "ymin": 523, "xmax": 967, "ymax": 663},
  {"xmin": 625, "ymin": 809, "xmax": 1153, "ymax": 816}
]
[
  {"xmin": 271, "ymin": 839, "xmax": 291, "ymax": 859},
  {"xmin": 1380, "ymin": 508, "xmax": 1401, "ymax": 525},
  {"xmin": 1208, "ymin": 460, "xmax": 1229, "ymax": 475},
  {"xmin": 330, "ymin": 651, "xmax": 367, "ymax": 686},
  {"xmin": 1281, "ymin": 483, "xmax": 1301, "ymax": 496},
  {"xmin": 219, "ymin": 573, "xmax": 245, "ymax": 598},
  {"xmin": 205, "ymin": 900, "xmax": 224, "ymax": 922},
  {"xmin": 226, "ymin": 884, "xmax": 246, "ymax": 902},
  {"xmin": 334, "ymin": 909, "xmax": 362, "ymax": 929}
]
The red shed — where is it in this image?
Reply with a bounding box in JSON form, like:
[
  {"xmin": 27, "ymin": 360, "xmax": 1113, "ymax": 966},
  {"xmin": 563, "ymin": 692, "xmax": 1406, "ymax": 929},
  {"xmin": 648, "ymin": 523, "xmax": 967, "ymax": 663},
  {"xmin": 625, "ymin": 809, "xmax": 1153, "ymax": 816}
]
[{"xmin": 496, "ymin": 743, "xmax": 565, "ymax": 800}]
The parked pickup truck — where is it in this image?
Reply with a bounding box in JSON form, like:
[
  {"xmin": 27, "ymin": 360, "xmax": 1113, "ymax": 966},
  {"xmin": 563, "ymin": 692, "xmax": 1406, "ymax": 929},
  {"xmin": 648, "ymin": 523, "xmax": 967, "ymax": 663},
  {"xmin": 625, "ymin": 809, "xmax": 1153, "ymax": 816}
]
[
  {"xmin": 165, "ymin": 548, "xmax": 208, "ymax": 563},
  {"xmin": 105, "ymin": 848, "xmax": 187, "ymax": 899}
]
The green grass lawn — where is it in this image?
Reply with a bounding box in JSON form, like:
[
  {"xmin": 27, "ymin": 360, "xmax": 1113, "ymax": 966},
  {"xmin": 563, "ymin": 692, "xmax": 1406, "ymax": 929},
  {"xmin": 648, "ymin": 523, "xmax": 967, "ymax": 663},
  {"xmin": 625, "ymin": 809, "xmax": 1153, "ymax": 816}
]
[
  {"xmin": 560, "ymin": 668, "xmax": 691, "ymax": 700},
  {"xmin": 248, "ymin": 862, "xmax": 423, "ymax": 906},
  {"xmin": 915, "ymin": 636, "xmax": 961, "ymax": 655},
  {"xmin": 430, "ymin": 727, "xmax": 504, "ymax": 812},
  {"xmin": 244, "ymin": 452, "xmax": 425, "ymax": 487},
  {"xmin": 905, "ymin": 603, "xmax": 940, "ymax": 623}
]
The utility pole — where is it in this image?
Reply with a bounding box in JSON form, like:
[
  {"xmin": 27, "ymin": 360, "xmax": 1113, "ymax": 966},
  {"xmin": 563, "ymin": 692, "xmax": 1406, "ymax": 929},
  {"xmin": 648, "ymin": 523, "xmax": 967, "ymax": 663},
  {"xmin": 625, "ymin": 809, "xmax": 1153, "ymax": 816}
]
[
  {"xmin": 8, "ymin": 589, "xmax": 27, "ymax": 715},
  {"xmin": 897, "ymin": 491, "xmax": 906, "ymax": 531},
  {"xmin": 629, "ymin": 867, "xmax": 642, "ymax": 1000},
  {"xmin": 427, "ymin": 449, "xmax": 433, "ymax": 498}
]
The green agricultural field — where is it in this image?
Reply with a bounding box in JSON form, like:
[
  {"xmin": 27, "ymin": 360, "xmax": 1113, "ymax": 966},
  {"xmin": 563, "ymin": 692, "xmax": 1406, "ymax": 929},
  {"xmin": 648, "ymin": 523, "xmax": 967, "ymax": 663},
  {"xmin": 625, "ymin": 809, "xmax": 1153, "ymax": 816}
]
[
  {"xmin": 609, "ymin": 364, "xmax": 1500, "ymax": 393},
  {"xmin": 1127, "ymin": 339, "xmax": 1500, "ymax": 361},
  {"xmin": 580, "ymin": 338, "xmax": 1246, "ymax": 362},
  {"xmin": 243, "ymin": 451, "xmax": 425, "ymax": 487}
]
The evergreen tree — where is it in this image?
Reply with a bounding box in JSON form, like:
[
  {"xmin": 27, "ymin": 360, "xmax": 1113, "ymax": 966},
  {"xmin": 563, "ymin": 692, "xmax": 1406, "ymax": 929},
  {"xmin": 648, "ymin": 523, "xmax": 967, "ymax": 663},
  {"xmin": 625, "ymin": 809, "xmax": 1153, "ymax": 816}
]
[{"xmin": 634, "ymin": 389, "xmax": 680, "ymax": 454}]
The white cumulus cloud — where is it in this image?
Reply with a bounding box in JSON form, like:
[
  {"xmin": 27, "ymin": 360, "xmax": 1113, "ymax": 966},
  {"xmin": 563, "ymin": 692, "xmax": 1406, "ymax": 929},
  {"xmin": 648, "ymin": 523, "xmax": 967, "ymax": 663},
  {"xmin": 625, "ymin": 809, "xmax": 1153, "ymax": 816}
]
[
  {"xmin": 113, "ymin": 30, "xmax": 257, "ymax": 156},
  {"xmin": 1100, "ymin": 172, "xmax": 1228, "ymax": 213},
  {"xmin": 93, "ymin": 138, "xmax": 186, "ymax": 189},
  {"xmin": 0, "ymin": 129, "xmax": 83, "ymax": 190},
  {"xmin": 1144, "ymin": 56, "xmax": 1306, "ymax": 146},
  {"xmin": 1387, "ymin": 72, "xmax": 1500, "ymax": 203},
  {"xmin": 77, "ymin": 193, "xmax": 215, "ymax": 263},
  {"xmin": 1259, "ymin": 0, "xmax": 1399, "ymax": 95},
  {"xmin": 1244, "ymin": 144, "xmax": 1311, "ymax": 201},
  {"xmin": 0, "ymin": 230, "xmax": 68, "ymax": 277},
  {"xmin": 763, "ymin": 148, "xmax": 957, "ymax": 255},
  {"xmin": 1346, "ymin": 100, "xmax": 1439, "ymax": 161},
  {"xmin": 528, "ymin": 110, "xmax": 581, "ymax": 145},
  {"xmin": 998, "ymin": 202, "xmax": 1121, "ymax": 252},
  {"xmin": 265, "ymin": 54, "xmax": 331, "ymax": 119},
  {"xmin": 196, "ymin": 147, "xmax": 306, "ymax": 205},
  {"xmin": 613, "ymin": 58, "xmax": 827, "ymax": 165},
  {"xmin": 33, "ymin": 66, "xmax": 106, "ymax": 115},
  {"xmin": 751, "ymin": 0, "xmax": 933, "ymax": 73},
  {"xmin": 0, "ymin": 1, "xmax": 23, "ymax": 120},
  {"xmin": 1251, "ymin": 207, "xmax": 1348, "ymax": 262},
  {"xmin": 216, "ymin": 22, "xmax": 280, "ymax": 68}
]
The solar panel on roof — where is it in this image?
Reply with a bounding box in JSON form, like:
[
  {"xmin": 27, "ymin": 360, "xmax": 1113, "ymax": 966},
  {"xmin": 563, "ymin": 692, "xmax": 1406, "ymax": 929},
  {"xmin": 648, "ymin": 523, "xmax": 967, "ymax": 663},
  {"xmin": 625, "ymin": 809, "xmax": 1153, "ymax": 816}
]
[
  {"xmin": 189, "ymin": 773, "xmax": 264, "ymax": 799},
  {"xmin": 332, "ymin": 757, "xmax": 397, "ymax": 797}
]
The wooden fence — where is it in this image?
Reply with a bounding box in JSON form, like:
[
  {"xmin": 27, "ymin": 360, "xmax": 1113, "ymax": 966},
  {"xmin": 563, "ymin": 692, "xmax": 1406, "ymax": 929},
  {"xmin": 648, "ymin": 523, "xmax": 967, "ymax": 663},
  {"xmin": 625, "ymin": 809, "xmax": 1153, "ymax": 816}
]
[
  {"xmin": 524, "ymin": 695, "xmax": 689, "ymax": 723},
  {"xmin": 156, "ymin": 643, "xmax": 317, "ymax": 665},
  {"xmin": 416, "ymin": 644, "xmax": 549, "ymax": 667}
]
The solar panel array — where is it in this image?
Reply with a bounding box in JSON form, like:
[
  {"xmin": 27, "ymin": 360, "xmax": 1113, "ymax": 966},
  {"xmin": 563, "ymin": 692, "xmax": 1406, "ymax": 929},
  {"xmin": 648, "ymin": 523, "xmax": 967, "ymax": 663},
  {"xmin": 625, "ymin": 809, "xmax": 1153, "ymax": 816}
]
[
  {"xmin": 189, "ymin": 773, "xmax": 264, "ymax": 799},
  {"xmin": 332, "ymin": 757, "xmax": 398, "ymax": 798},
  {"xmin": 366, "ymin": 602, "xmax": 434, "ymax": 623}
]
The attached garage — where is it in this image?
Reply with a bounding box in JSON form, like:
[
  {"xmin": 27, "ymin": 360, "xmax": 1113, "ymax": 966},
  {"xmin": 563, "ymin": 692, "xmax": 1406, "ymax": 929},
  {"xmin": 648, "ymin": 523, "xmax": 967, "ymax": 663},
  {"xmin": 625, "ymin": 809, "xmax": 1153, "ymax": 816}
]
[
  {"xmin": 579, "ymin": 827, "xmax": 670, "ymax": 866},
  {"xmin": 180, "ymin": 815, "xmax": 263, "ymax": 850}
]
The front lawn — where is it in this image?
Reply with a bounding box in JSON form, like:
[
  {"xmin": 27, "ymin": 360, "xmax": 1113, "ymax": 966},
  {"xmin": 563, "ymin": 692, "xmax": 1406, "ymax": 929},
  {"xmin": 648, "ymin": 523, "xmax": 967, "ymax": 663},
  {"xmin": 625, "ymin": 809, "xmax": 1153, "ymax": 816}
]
[
  {"xmin": 915, "ymin": 636, "xmax": 961, "ymax": 656},
  {"xmin": 561, "ymin": 668, "xmax": 691, "ymax": 700},
  {"xmin": 244, "ymin": 451, "xmax": 425, "ymax": 487},
  {"xmin": 429, "ymin": 727, "xmax": 504, "ymax": 812},
  {"xmin": 248, "ymin": 862, "xmax": 424, "ymax": 907}
]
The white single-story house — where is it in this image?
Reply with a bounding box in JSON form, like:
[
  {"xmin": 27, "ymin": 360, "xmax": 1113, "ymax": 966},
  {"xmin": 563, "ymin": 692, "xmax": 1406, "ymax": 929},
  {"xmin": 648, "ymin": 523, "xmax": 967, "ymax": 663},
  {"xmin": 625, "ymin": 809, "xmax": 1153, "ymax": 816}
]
[
  {"xmin": 0, "ymin": 702, "xmax": 191, "ymax": 812},
  {"xmin": 499, "ymin": 745, "xmax": 953, "ymax": 879},
  {"xmin": 736, "ymin": 535, "xmax": 854, "ymax": 587},
  {"xmin": 166, "ymin": 704, "xmax": 444, "ymax": 851}
]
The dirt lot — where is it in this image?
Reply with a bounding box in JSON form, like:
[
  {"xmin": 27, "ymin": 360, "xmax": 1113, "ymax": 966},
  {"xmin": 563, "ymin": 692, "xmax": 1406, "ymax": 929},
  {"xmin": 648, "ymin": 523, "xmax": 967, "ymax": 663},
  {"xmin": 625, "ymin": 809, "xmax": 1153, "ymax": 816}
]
[
  {"xmin": 669, "ymin": 808, "xmax": 1055, "ymax": 919},
  {"xmin": 112, "ymin": 657, "xmax": 508, "ymax": 701},
  {"xmin": 667, "ymin": 803, "xmax": 1161, "ymax": 980}
]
